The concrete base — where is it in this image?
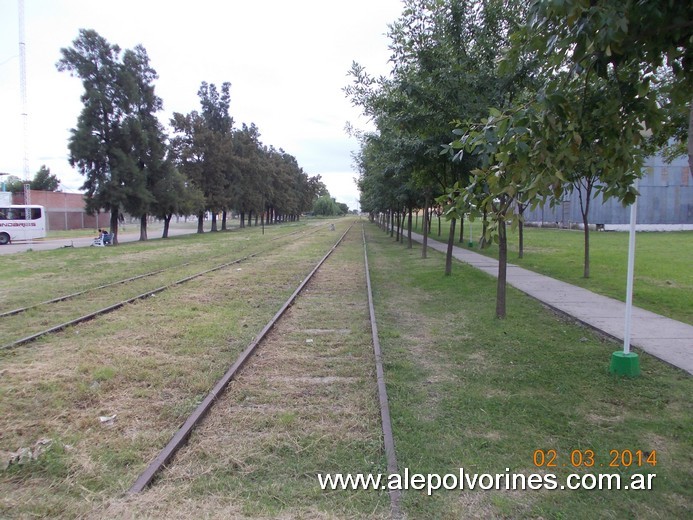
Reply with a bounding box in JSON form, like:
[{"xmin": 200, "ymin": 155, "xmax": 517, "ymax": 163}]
[{"xmin": 609, "ymin": 351, "xmax": 640, "ymax": 377}]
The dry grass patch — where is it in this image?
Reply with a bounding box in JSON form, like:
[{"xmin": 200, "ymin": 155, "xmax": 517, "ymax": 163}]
[
  {"xmin": 0, "ymin": 223, "xmax": 351, "ymax": 518},
  {"xmin": 113, "ymin": 226, "xmax": 389, "ymax": 519}
]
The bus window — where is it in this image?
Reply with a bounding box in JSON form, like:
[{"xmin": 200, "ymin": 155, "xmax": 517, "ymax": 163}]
[
  {"xmin": 30, "ymin": 207, "xmax": 42, "ymax": 219},
  {"xmin": 8, "ymin": 208, "xmax": 25, "ymax": 220}
]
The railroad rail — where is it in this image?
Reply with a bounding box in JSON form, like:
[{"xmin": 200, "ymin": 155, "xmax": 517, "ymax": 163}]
[
  {"xmin": 126, "ymin": 222, "xmax": 402, "ymax": 517},
  {"xmin": 0, "ymin": 226, "xmax": 321, "ymax": 351}
]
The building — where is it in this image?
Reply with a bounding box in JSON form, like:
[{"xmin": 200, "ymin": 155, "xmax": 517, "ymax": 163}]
[
  {"xmin": 522, "ymin": 154, "xmax": 692, "ymax": 227},
  {"xmin": 11, "ymin": 189, "xmax": 108, "ymax": 231}
]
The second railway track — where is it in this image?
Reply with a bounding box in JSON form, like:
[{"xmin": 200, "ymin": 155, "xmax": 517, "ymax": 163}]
[
  {"xmin": 0, "ymin": 225, "xmax": 322, "ymax": 350},
  {"xmin": 1, "ymin": 220, "xmax": 399, "ymax": 519}
]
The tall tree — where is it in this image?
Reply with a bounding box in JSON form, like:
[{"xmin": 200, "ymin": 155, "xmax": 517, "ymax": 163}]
[
  {"xmin": 57, "ymin": 29, "xmax": 126, "ymax": 242},
  {"xmin": 170, "ymin": 82, "xmax": 235, "ymax": 233},
  {"xmin": 57, "ymin": 30, "xmax": 169, "ymax": 244}
]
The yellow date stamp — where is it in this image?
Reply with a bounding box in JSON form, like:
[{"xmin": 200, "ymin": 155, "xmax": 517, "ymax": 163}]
[{"xmin": 533, "ymin": 449, "xmax": 657, "ymax": 468}]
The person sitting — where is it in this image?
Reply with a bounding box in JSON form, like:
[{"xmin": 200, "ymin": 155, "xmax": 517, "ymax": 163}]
[{"xmin": 92, "ymin": 230, "xmax": 105, "ymax": 247}]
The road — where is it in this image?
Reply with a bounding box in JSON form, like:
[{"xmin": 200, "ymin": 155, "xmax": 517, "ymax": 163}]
[{"xmin": 0, "ymin": 224, "xmax": 201, "ymax": 255}]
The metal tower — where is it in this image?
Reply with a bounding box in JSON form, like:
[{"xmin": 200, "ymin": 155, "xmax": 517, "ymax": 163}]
[{"xmin": 18, "ymin": 0, "xmax": 31, "ymax": 207}]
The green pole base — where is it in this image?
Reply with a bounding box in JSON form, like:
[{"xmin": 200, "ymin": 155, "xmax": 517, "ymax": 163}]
[
  {"xmin": 609, "ymin": 351, "xmax": 640, "ymax": 377},
  {"xmin": 468, "ymin": 241, "xmax": 474, "ymax": 247}
]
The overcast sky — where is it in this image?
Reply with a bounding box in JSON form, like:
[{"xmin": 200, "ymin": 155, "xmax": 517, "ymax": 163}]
[{"xmin": 0, "ymin": 0, "xmax": 404, "ymax": 211}]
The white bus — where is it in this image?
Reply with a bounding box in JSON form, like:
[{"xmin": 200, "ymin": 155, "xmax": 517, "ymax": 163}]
[{"xmin": 0, "ymin": 205, "xmax": 47, "ymax": 245}]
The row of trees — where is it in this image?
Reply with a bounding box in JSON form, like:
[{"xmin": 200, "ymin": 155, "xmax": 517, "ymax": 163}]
[
  {"xmin": 347, "ymin": 0, "xmax": 691, "ymax": 318},
  {"xmin": 3, "ymin": 165, "xmax": 60, "ymax": 193},
  {"xmin": 58, "ymin": 30, "xmax": 326, "ymax": 244}
]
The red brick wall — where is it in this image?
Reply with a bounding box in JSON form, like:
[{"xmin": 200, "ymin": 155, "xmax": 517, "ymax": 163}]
[{"xmin": 12, "ymin": 190, "xmax": 104, "ymax": 231}]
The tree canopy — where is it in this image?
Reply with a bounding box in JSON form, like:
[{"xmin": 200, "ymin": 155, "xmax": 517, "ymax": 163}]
[
  {"xmin": 347, "ymin": 0, "xmax": 691, "ymax": 318},
  {"xmin": 58, "ymin": 29, "xmax": 326, "ymax": 242}
]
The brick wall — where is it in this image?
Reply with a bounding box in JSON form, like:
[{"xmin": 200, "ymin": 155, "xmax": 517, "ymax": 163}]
[{"xmin": 12, "ymin": 190, "xmax": 106, "ymax": 231}]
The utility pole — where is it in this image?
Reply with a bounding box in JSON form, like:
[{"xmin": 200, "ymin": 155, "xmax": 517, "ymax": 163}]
[{"xmin": 18, "ymin": 0, "xmax": 31, "ymax": 207}]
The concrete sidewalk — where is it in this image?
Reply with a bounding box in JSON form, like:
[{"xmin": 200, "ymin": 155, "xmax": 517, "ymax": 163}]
[{"xmin": 409, "ymin": 231, "xmax": 693, "ymax": 376}]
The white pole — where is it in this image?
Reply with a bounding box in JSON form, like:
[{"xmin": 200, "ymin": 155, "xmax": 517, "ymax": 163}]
[{"xmin": 623, "ymin": 179, "xmax": 638, "ymax": 354}]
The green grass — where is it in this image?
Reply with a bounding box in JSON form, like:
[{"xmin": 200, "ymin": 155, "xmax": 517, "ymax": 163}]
[
  {"xmin": 407, "ymin": 216, "xmax": 693, "ymax": 324},
  {"xmin": 1, "ymin": 218, "xmax": 689, "ymax": 518},
  {"xmin": 367, "ymin": 223, "xmax": 692, "ymax": 519}
]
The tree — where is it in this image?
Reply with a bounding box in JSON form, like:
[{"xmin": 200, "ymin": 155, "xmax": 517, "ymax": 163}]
[
  {"xmin": 3, "ymin": 166, "xmax": 60, "ymax": 193},
  {"xmin": 170, "ymin": 82, "xmax": 235, "ymax": 233},
  {"xmin": 57, "ymin": 29, "xmax": 170, "ymax": 244},
  {"xmin": 31, "ymin": 165, "xmax": 60, "ymax": 191},
  {"xmin": 150, "ymin": 167, "xmax": 204, "ymax": 238},
  {"xmin": 312, "ymin": 195, "xmax": 342, "ymax": 216},
  {"xmin": 521, "ymin": 0, "xmax": 692, "ymax": 170}
]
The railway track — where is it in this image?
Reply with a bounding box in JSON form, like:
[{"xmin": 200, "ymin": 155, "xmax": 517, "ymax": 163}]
[
  {"xmin": 0, "ymin": 226, "xmax": 321, "ymax": 351},
  {"xmin": 1, "ymin": 220, "xmax": 401, "ymax": 518},
  {"xmin": 122, "ymin": 222, "xmax": 401, "ymax": 518}
]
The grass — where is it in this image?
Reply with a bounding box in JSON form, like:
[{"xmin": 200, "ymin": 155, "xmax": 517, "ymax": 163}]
[
  {"xmin": 367, "ymin": 223, "xmax": 692, "ymax": 518},
  {"xmin": 0, "ymin": 220, "xmax": 351, "ymax": 518},
  {"xmin": 1, "ymin": 218, "xmax": 690, "ymax": 518},
  {"xmin": 408, "ymin": 216, "xmax": 692, "ymax": 325}
]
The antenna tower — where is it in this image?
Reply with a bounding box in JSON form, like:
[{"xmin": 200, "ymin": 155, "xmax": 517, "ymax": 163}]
[{"xmin": 18, "ymin": 0, "xmax": 31, "ymax": 207}]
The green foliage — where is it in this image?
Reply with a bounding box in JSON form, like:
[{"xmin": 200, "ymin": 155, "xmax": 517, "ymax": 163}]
[
  {"xmin": 3, "ymin": 166, "xmax": 61, "ymax": 193},
  {"xmin": 312, "ymin": 195, "xmax": 343, "ymax": 216},
  {"xmin": 32, "ymin": 165, "xmax": 60, "ymax": 191},
  {"xmin": 57, "ymin": 30, "xmax": 172, "ymax": 241}
]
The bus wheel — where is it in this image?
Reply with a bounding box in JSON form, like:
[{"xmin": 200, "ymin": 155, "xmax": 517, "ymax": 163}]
[{"xmin": 0, "ymin": 233, "xmax": 9, "ymax": 245}]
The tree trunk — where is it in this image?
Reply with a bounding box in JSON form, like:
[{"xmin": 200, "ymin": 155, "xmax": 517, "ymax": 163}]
[
  {"xmin": 422, "ymin": 195, "xmax": 429, "ymax": 259},
  {"xmin": 583, "ymin": 213, "xmax": 590, "ymax": 279},
  {"xmin": 211, "ymin": 212, "xmax": 218, "ymax": 232},
  {"xmin": 163, "ymin": 214, "xmax": 172, "ymax": 238},
  {"xmin": 496, "ymin": 217, "xmax": 507, "ymax": 319},
  {"xmin": 437, "ymin": 214, "xmax": 441, "ymax": 237},
  {"xmin": 221, "ymin": 210, "xmax": 227, "ymax": 231},
  {"xmin": 407, "ymin": 206, "xmax": 413, "ymax": 249},
  {"xmin": 459, "ymin": 214, "xmax": 464, "ymax": 243},
  {"xmin": 688, "ymin": 95, "xmax": 692, "ymax": 175},
  {"xmin": 518, "ymin": 219, "xmax": 524, "ymax": 259},
  {"xmin": 577, "ymin": 180, "xmax": 593, "ymax": 278},
  {"xmin": 197, "ymin": 211, "xmax": 204, "ymax": 233},
  {"xmin": 139, "ymin": 214, "xmax": 148, "ymax": 241},
  {"xmin": 445, "ymin": 218, "xmax": 456, "ymax": 276},
  {"xmin": 110, "ymin": 208, "xmax": 119, "ymax": 245}
]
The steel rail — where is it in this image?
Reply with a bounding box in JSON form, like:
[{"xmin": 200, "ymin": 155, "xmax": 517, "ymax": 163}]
[
  {"xmin": 0, "ymin": 225, "xmax": 315, "ymax": 320},
  {"xmin": 362, "ymin": 224, "xmax": 402, "ymax": 519},
  {"xmin": 127, "ymin": 224, "xmax": 353, "ymax": 494},
  {"xmin": 0, "ymin": 268, "xmax": 171, "ymax": 318},
  {"xmin": 0, "ymin": 226, "xmax": 324, "ymax": 351},
  {"xmin": 0, "ymin": 254, "xmax": 257, "ymax": 351}
]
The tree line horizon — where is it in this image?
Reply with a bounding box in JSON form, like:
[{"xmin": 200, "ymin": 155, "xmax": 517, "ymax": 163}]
[
  {"xmin": 345, "ymin": 0, "xmax": 690, "ymax": 318},
  {"xmin": 52, "ymin": 29, "xmax": 346, "ymax": 244}
]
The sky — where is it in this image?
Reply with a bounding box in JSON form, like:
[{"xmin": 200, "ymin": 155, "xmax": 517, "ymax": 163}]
[{"xmin": 0, "ymin": 0, "xmax": 404, "ymax": 211}]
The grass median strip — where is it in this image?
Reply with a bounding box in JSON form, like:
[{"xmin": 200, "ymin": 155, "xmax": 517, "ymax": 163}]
[
  {"xmin": 411, "ymin": 220, "xmax": 692, "ymax": 325},
  {"xmin": 366, "ymin": 223, "xmax": 692, "ymax": 519}
]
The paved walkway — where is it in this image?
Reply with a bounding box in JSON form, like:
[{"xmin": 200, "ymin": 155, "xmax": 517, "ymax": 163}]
[{"xmin": 409, "ymin": 231, "xmax": 693, "ymax": 375}]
